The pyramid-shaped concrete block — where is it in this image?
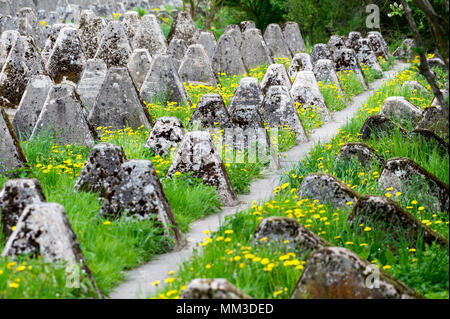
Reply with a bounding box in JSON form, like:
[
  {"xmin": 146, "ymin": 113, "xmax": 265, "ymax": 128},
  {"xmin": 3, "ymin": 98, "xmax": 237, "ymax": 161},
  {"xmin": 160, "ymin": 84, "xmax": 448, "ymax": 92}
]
[
  {"xmin": 282, "ymin": 22, "xmax": 306, "ymax": 55},
  {"xmin": 46, "ymin": 27, "xmax": 86, "ymax": 84},
  {"xmin": 368, "ymin": 32, "xmax": 389, "ymax": 60},
  {"xmin": 100, "ymin": 159, "xmax": 185, "ymax": 248},
  {"xmin": 313, "ymin": 59, "xmax": 344, "ymax": 93},
  {"xmin": 311, "ymin": 43, "xmax": 332, "ymax": 66},
  {"xmin": 0, "ymin": 107, "xmax": 27, "ymax": 176},
  {"xmin": 1, "ymin": 202, "xmax": 101, "ymax": 297},
  {"xmin": 31, "ymin": 82, "xmax": 97, "ymax": 148},
  {"xmin": 18, "ymin": 7, "xmax": 45, "ymax": 49},
  {"xmin": 41, "ymin": 23, "xmax": 65, "ymax": 65},
  {"xmin": 167, "ymin": 38, "xmax": 187, "ymax": 71},
  {"xmin": 241, "ymin": 28, "xmax": 273, "ymax": 71},
  {"xmin": 74, "ymin": 143, "xmax": 127, "ymax": 198},
  {"xmin": 328, "ymin": 35, "xmax": 347, "ymax": 60},
  {"xmin": 145, "ymin": 116, "xmax": 185, "ymax": 157},
  {"xmin": 197, "ymin": 31, "xmax": 217, "ymax": 60},
  {"xmin": 346, "ymin": 31, "xmax": 362, "ymax": 52},
  {"xmin": 0, "ymin": 178, "xmax": 46, "ymax": 237},
  {"xmin": 132, "ymin": 14, "xmax": 167, "ymax": 56},
  {"xmin": 288, "ymin": 53, "xmax": 313, "ymax": 79},
  {"xmin": 290, "ymin": 71, "xmax": 331, "ymax": 121},
  {"xmin": 190, "ymin": 93, "xmax": 232, "ymax": 129},
  {"xmin": 229, "ymin": 77, "xmax": 264, "ymax": 114},
  {"xmin": 334, "ymin": 48, "xmax": 369, "ymax": 89},
  {"xmin": 79, "ymin": 9, "xmax": 106, "ymax": 59},
  {"xmin": 212, "ymin": 32, "xmax": 246, "ymax": 76},
  {"xmin": 89, "ymin": 67, "xmax": 152, "ymax": 130},
  {"xmin": 167, "ymin": 10, "xmax": 200, "ymax": 46},
  {"xmin": 13, "ymin": 74, "xmax": 54, "ymax": 140},
  {"xmin": 127, "ymin": 48, "xmax": 152, "ymax": 90},
  {"xmin": 223, "ymin": 24, "xmax": 242, "ymax": 48},
  {"xmin": 94, "ymin": 21, "xmax": 132, "ymax": 68},
  {"xmin": 179, "ymin": 44, "xmax": 218, "ymax": 87},
  {"xmin": 166, "ymin": 131, "xmax": 238, "ymax": 206},
  {"xmin": 355, "ymin": 38, "xmax": 382, "ymax": 73},
  {"xmin": 264, "ymin": 23, "xmax": 292, "ymax": 59},
  {"xmin": 76, "ymin": 58, "xmax": 107, "ymax": 112},
  {"xmin": 261, "ymin": 85, "xmax": 307, "ymax": 143},
  {"xmin": 121, "ymin": 10, "xmax": 140, "ymax": 42},
  {"xmin": 261, "ymin": 63, "xmax": 292, "ymax": 95},
  {"xmin": 140, "ymin": 54, "xmax": 190, "ymax": 106},
  {"xmin": 0, "ymin": 35, "xmax": 44, "ymax": 107}
]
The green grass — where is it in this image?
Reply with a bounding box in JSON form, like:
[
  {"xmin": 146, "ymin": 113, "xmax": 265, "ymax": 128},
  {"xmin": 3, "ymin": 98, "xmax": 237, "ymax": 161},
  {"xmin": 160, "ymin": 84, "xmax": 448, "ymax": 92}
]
[
  {"xmin": 155, "ymin": 64, "xmax": 449, "ymax": 300},
  {"xmin": 0, "ymin": 54, "xmax": 395, "ymax": 299}
]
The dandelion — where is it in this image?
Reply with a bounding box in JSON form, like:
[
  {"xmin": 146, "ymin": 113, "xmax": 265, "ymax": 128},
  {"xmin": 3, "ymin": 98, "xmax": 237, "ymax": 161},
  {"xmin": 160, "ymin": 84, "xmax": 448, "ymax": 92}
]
[{"xmin": 9, "ymin": 282, "xmax": 19, "ymax": 288}]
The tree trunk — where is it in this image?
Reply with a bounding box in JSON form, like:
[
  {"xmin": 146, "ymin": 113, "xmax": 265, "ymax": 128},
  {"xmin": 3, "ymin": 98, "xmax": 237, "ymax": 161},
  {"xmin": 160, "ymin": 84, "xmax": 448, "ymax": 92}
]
[
  {"xmin": 412, "ymin": 0, "xmax": 449, "ymax": 70},
  {"xmin": 401, "ymin": 0, "xmax": 449, "ymax": 115}
]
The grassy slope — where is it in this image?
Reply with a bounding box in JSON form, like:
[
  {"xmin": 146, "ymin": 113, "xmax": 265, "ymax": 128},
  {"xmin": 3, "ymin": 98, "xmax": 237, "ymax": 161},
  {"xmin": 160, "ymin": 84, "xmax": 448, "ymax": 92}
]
[
  {"xmin": 0, "ymin": 48, "xmax": 390, "ymax": 298},
  {"xmin": 154, "ymin": 63, "xmax": 449, "ymax": 300}
]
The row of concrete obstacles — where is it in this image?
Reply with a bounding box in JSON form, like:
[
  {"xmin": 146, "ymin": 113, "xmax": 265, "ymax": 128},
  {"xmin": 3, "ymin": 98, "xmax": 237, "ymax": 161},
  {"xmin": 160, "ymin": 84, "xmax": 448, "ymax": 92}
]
[
  {"xmin": 1, "ymin": 6, "xmax": 448, "ymax": 299},
  {"xmin": 177, "ymin": 88, "xmax": 450, "ymax": 301}
]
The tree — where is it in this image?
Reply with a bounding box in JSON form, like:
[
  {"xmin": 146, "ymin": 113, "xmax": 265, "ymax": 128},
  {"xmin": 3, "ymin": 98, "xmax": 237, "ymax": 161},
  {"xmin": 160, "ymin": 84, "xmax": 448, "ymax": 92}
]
[
  {"xmin": 412, "ymin": 0, "xmax": 449, "ymax": 69},
  {"xmin": 203, "ymin": 0, "xmax": 225, "ymax": 31},
  {"xmin": 400, "ymin": 0, "xmax": 448, "ymax": 114},
  {"xmin": 223, "ymin": 0, "xmax": 286, "ymax": 30}
]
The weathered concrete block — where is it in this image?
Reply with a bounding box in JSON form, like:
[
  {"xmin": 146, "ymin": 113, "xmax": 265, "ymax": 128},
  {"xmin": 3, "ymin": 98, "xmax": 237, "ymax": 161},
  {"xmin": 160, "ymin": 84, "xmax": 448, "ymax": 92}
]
[
  {"xmin": 335, "ymin": 142, "xmax": 384, "ymax": 168},
  {"xmin": 291, "ymin": 246, "xmax": 423, "ymax": 299},
  {"xmin": 94, "ymin": 21, "xmax": 132, "ymax": 68},
  {"xmin": 132, "ymin": 14, "xmax": 167, "ymax": 56},
  {"xmin": 240, "ymin": 28, "xmax": 272, "ymax": 71},
  {"xmin": 145, "ymin": 117, "xmax": 185, "ymax": 157},
  {"xmin": 166, "ymin": 131, "xmax": 238, "ymax": 206},
  {"xmin": 178, "ymin": 44, "xmax": 218, "ymax": 87},
  {"xmin": 79, "ymin": 10, "xmax": 105, "ymax": 59},
  {"xmin": 74, "ymin": 143, "xmax": 127, "ymax": 198},
  {"xmin": 0, "ymin": 178, "xmax": 46, "ymax": 237},
  {"xmin": 0, "ymin": 108, "xmax": 27, "ymax": 176},
  {"xmin": 181, "ymin": 278, "xmax": 250, "ymax": 299},
  {"xmin": 359, "ymin": 115, "xmax": 408, "ymax": 140},
  {"xmin": 88, "ymin": 67, "xmax": 152, "ymax": 130},
  {"xmin": 290, "ymin": 70, "xmax": 331, "ymax": 121},
  {"xmin": 140, "ymin": 54, "xmax": 190, "ymax": 106},
  {"xmin": 348, "ymin": 195, "xmax": 448, "ymax": 247},
  {"xmin": 45, "ymin": 27, "xmax": 86, "ymax": 84},
  {"xmin": 380, "ymin": 96, "xmax": 422, "ymax": 127},
  {"xmin": 166, "ymin": 38, "xmax": 187, "ymax": 71},
  {"xmin": 189, "ymin": 93, "xmax": 232, "ymax": 129},
  {"xmin": 264, "ymin": 23, "xmax": 291, "ymax": 59},
  {"xmin": 76, "ymin": 59, "xmax": 107, "ymax": 112},
  {"xmin": 260, "ymin": 63, "xmax": 291, "ymax": 95},
  {"xmin": 288, "ymin": 53, "xmax": 313, "ymax": 80},
  {"xmin": 212, "ymin": 32, "xmax": 246, "ymax": 76},
  {"xmin": 197, "ymin": 31, "xmax": 216, "ymax": 61},
  {"xmin": 167, "ymin": 10, "xmax": 200, "ymax": 46},
  {"xmin": 127, "ymin": 48, "xmax": 152, "ymax": 89},
  {"xmin": 282, "ymin": 22, "xmax": 306, "ymax": 55},
  {"xmin": 379, "ymin": 157, "xmax": 449, "ymax": 213},
  {"xmin": 100, "ymin": 159, "xmax": 184, "ymax": 247},
  {"xmin": 13, "ymin": 75, "xmax": 54, "ymax": 139},
  {"xmin": 261, "ymin": 85, "xmax": 307, "ymax": 143},
  {"xmin": 298, "ymin": 173, "xmax": 359, "ymax": 209},
  {"xmin": 254, "ymin": 217, "xmax": 327, "ymax": 256},
  {"xmin": 31, "ymin": 82, "xmax": 97, "ymax": 148}
]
